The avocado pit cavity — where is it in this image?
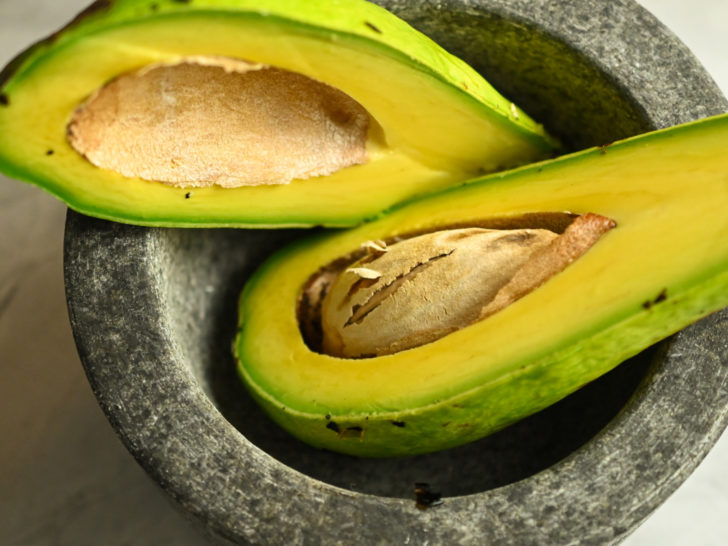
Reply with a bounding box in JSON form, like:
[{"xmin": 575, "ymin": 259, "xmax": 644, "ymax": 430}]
[
  {"xmin": 67, "ymin": 57, "xmax": 371, "ymax": 187},
  {"xmin": 301, "ymin": 213, "xmax": 616, "ymax": 358}
]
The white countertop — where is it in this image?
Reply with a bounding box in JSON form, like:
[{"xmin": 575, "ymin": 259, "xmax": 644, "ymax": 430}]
[{"xmin": 1, "ymin": 1, "xmax": 726, "ymax": 544}]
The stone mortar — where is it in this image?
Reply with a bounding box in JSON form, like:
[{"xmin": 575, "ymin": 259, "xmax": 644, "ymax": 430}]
[{"xmin": 64, "ymin": 0, "xmax": 728, "ymax": 544}]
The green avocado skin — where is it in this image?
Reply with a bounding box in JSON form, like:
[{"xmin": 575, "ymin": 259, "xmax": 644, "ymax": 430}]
[{"xmin": 235, "ymin": 113, "xmax": 728, "ymax": 457}]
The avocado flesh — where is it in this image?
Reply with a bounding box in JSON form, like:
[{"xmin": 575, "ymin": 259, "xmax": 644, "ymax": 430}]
[
  {"xmin": 235, "ymin": 113, "xmax": 728, "ymax": 457},
  {"xmin": 0, "ymin": 0, "xmax": 557, "ymax": 228}
]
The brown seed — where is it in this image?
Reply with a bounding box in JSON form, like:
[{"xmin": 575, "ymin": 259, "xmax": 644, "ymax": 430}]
[
  {"xmin": 319, "ymin": 214, "xmax": 615, "ymax": 358},
  {"xmin": 320, "ymin": 227, "xmax": 559, "ymax": 358},
  {"xmin": 67, "ymin": 56, "xmax": 370, "ymax": 187}
]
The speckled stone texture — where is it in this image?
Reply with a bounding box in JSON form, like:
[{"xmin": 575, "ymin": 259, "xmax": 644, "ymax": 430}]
[{"xmin": 64, "ymin": 1, "xmax": 728, "ymax": 544}]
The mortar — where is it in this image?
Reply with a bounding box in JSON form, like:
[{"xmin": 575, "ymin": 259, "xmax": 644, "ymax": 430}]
[{"xmin": 64, "ymin": 1, "xmax": 728, "ymax": 544}]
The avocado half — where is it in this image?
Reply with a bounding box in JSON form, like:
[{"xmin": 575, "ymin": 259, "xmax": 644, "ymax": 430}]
[
  {"xmin": 235, "ymin": 113, "xmax": 728, "ymax": 457},
  {"xmin": 0, "ymin": 0, "xmax": 557, "ymax": 228}
]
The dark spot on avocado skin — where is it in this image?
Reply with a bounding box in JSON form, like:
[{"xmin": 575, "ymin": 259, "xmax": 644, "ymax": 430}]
[
  {"xmin": 172, "ymin": 0, "xmax": 192, "ymax": 3},
  {"xmin": 327, "ymin": 421, "xmax": 364, "ymax": 438},
  {"xmin": 0, "ymin": 93, "xmax": 8, "ymax": 106},
  {"xmin": 391, "ymin": 420, "xmax": 406, "ymax": 427},
  {"xmin": 642, "ymin": 288, "xmax": 668, "ymax": 309},
  {"xmin": 364, "ymin": 21, "xmax": 382, "ymax": 34},
  {"xmin": 150, "ymin": 2, "xmax": 159, "ymax": 10},
  {"xmin": 184, "ymin": 192, "xmax": 191, "ymax": 199},
  {"xmin": 46, "ymin": 149, "xmax": 54, "ymax": 156},
  {"xmin": 340, "ymin": 426, "xmax": 364, "ymax": 439}
]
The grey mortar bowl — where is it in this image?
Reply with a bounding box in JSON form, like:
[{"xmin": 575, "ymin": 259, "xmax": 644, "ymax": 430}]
[{"xmin": 64, "ymin": 1, "xmax": 728, "ymax": 544}]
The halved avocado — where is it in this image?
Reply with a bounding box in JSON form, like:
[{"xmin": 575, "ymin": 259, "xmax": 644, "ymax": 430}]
[
  {"xmin": 0, "ymin": 0, "xmax": 557, "ymax": 228},
  {"xmin": 234, "ymin": 113, "xmax": 728, "ymax": 457}
]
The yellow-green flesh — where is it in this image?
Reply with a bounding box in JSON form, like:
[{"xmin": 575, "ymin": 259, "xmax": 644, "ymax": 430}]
[
  {"xmin": 235, "ymin": 114, "xmax": 728, "ymax": 456},
  {"xmin": 0, "ymin": 4, "xmax": 555, "ymax": 227}
]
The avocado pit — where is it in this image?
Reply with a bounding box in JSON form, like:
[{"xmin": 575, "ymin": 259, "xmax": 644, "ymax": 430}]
[
  {"xmin": 300, "ymin": 213, "xmax": 616, "ymax": 358},
  {"xmin": 67, "ymin": 56, "xmax": 371, "ymax": 187}
]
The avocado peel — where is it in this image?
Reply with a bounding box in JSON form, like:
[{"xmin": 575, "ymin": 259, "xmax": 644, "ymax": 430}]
[
  {"xmin": 235, "ymin": 113, "xmax": 728, "ymax": 457},
  {"xmin": 0, "ymin": 0, "xmax": 558, "ymax": 227}
]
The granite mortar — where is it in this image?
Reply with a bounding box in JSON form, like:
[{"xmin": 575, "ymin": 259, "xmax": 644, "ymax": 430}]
[{"xmin": 64, "ymin": 0, "xmax": 728, "ymax": 544}]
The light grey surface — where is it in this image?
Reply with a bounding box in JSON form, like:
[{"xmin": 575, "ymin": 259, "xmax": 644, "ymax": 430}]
[{"xmin": 1, "ymin": 1, "xmax": 727, "ymax": 545}]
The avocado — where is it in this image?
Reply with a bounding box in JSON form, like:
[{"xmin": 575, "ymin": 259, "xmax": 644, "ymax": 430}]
[
  {"xmin": 234, "ymin": 113, "xmax": 728, "ymax": 457},
  {"xmin": 0, "ymin": 0, "xmax": 557, "ymax": 228}
]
